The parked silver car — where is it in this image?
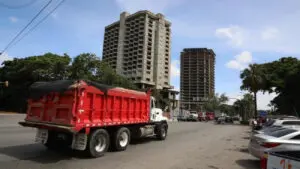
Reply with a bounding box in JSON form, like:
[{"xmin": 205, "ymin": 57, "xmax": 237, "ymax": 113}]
[
  {"xmin": 251, "ymin": 119, "xmax": 300, "ymax": 137},
  {"xmin": 248, "ymin": 127, "xmax": 300, "ymax": 158}
]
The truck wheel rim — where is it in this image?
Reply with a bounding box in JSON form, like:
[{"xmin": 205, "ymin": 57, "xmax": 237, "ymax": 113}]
[
  {"xmin": 119, "ymin": 131, "xmax": 129, "ymax": 147},
  {"xmin": 95, "ymin": 135, "xmax": 106, "ymax": 152}
]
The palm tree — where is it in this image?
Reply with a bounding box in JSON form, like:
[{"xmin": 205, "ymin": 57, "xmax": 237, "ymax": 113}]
[
  {"xmin": 233, "ymin": 94, "xmax": 254, "ymax": 120},
  {"xmin": 243, "ymin": 93, "xmax": 255, "ymax": 119},
  {"xmin": 240, "ymin": 64, "xmax": 265, "ymax": 118},
  {"xmin": 203, "ymin": 93, "xmax": 229, "ymax": 112}
]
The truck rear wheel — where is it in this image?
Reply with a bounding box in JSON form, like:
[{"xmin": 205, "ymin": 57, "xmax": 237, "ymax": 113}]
[
  {"xmin": 44, "ymin": 131, "xmax": 56, "ymax": 150},
  {"xmin": 111, "ymin": 127, "xmax": 131, "ymax": 151},
  {"xmin": 86, "ymin": 129, "xmax": 110, "ymax": 158},
  {"xmin": 156, "ymin": 123, "xmax": 168, "ymax": 140}
]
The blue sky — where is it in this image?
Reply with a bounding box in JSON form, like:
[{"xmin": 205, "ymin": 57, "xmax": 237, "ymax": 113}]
[{"xmin": 1, "ymin": 0, "xmax": 300, "ymax": 109}]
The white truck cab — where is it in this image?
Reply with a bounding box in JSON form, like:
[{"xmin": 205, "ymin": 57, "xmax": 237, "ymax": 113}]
[{"xmin": 150, "ymin": 96, "xmax": 168, "ymax": 122}]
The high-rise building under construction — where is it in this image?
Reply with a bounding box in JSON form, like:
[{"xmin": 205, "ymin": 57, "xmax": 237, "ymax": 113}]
[
  {"xmin": 102, "ymin": 10, "xmax": 171, "ymax": 90},
  {"xmin": 180, "ymin": 48, "xmax": 215, "ymax": 111}
]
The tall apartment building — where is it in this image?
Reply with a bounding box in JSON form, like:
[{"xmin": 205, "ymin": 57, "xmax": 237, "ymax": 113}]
[
  {"xmin": 102, "ymin": 11, "xmax": 171, "ymax": 90},
  {"xmin": 180, "ymin": 48, "xmax": 215, "ymax": 111}
]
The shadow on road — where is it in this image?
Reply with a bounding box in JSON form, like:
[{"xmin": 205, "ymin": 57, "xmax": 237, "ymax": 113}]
[
  {"xmin": 0, "ymin": 138, "xmax": 159, "ymax": 164},
  {"xmin": 130, "ymin": 137, "xmax": 158, "ymax": 145},
  {"xmin": 0, "ymin": 143, "xmax": 87, "ymax": 164},
  {"xmin": 238, "ymin": 148, "xmax": 249, "ymax": 153},
  {"xmin": 226, "ymin": 147, "xmax": 249, "ymax": 154},
  {"xmin": 243, "ymin": 136, "xmax": 250, "ymax": 140},
  {"xmin": 236, "ymin": 159, "xmax": 260, "ymax": 169}
]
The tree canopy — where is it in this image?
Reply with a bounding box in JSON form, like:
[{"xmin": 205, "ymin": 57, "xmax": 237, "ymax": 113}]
[
  {"xmin": 203, "ymin": 93, "xmax": 229, "ymax": 112},
  {"xmin": 0, "ymin": 52, "xmax": 137, "ymax": 112},
  {"xmin": 232, "ymin": 93, "xmax": 255, "ymax": 120},
  {"xmin": 240, "ymin": 57, "xmax": 300, "ymax": 116},
  {"xmin": 240, "ymin": 64, "xmax": 265, "ymax": 118}
]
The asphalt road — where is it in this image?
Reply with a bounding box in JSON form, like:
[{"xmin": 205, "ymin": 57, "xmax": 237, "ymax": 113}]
[{"xmin": 0, "ymin": 114, "xmax": 258, "ymax": 169}]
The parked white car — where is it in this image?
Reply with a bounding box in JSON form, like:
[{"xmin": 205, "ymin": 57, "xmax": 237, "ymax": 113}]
[
  {"xmin": 271, "ymin": 119, "xmax": 300, "ymax": 126},
  {"xmin": 249, "ymin": 126, "xmax": 300, "ymax": 158}
]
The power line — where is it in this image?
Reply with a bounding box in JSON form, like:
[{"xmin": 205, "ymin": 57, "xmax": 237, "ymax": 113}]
[
  {"xmin": 10, "ymin": 0, "xmax": 66, "ymax": 48},
  {"xmin": 0, "ymin": 0, "xmax": 37, "ymax": 9},
  {"xmin": 0, "ymin": 0, "xmax": 53, "ymax": 56}
]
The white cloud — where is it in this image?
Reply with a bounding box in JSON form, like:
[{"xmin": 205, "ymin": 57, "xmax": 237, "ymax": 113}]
[
  {"xmin": 8, "ymin": 16, "xmax": 18, "ymax": 23},
  {"xmin": 0, "ymin": 52, "xmax": 13, "ymax": 66},
  {"xmin": 171, "ymin": 60, "xmax": 180, "ymax": 77},
  {"xmin": 115, "ymin": 0, "xmax": 183, "ymax": 13},
  {"xmin": 215, "ymin": 26, "xmax": 245, "ymax": 47},
  {"xmin": 261, "ymin": 27, "xmax": 279, "ymax": 40},
  {"xmin": 227, "ymin": 91, "xmax": 277, "ymax": 110},
  {"xmin": 236, "ymin": 51, "xmax": 252, "ymax": 63},
  {"xmin": 226, "ymin": 51, "xmax": 253, "ymax": 70},
  {"xmin": 215, "ymin": 24, "xmax": 300, "ymax": 54},
  {"xmin": 226, "ymin": 60, "xmax": 243, "ymax": 70}
]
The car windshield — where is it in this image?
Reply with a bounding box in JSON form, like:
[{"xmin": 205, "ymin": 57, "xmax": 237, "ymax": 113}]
[
  {"xmin": 267, "ymin": 128, "xmax": 297, "ymax": 138},
  {"xmin": 263, "ymin": 126, "xmax": 286, "ymax": 134},
  {"xmin": 264, "ymin": 119, "xmax": 276, "ymax": 127},
  {"xmin": 282, "ymin": 121, "xmax": 300, "ymax": 125}
]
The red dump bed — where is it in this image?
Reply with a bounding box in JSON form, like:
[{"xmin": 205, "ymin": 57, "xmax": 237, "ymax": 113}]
[{"xmin": 24, "ymin": 80, "xmax": 151, "ymax": 132}]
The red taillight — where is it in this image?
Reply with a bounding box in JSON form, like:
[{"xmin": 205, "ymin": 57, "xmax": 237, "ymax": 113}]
[
  {"xmin": 261, "ymin": 142, "xmax": 281, "ymax": 148},
  {"xmin": 260, "ymin": 153, "xmax": 268, "ymax": 169}
]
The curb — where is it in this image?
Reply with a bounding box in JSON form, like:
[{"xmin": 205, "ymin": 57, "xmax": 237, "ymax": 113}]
[{"xmin": 0, "ymin": 111, "xmax": 18, "ymax": 114}]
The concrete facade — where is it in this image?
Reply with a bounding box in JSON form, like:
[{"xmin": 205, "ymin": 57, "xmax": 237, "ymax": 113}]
[
  {"xmin": 102, "ymin": 11, "xmax": 171, "ymax": 90},
  {"xmin": 180, "ymin": 48, "xmax": 215, "ymax": 111}
]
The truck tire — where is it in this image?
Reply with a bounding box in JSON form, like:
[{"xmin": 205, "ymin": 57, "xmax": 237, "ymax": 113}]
[
  {"xmin": 111, "ymin": 127, "xmax": 131, "ymax": 151},
  {"xmin": 156, "ymin": 123, "xmax": 167, "ymax": 140},
  {"xmin": 44, "ymin": 132, "xmax": 56, "ymax": 150},
  {"xmin": 86, "ymin": 129, "xmax": 110, "ymax": 158}
]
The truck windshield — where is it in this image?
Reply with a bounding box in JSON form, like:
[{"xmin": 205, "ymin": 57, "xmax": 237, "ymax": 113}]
[{"xmin": 151, "ymin": 98, "xmax": 156, "ymax": 108}]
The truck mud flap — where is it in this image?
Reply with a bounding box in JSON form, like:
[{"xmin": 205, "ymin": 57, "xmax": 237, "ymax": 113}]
[{"xmin": 71, "ymin": 133, "xmax": 88, "ymax": 151}]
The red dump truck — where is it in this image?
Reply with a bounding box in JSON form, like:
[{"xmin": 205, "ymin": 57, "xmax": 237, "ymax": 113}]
[{"xmin": 19, "ymin": 80, "xmax": 168, "ymax": 158}]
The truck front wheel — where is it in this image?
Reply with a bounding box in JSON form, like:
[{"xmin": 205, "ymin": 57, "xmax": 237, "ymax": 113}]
[
  {"xmin": 111, "ymin": 127, "xmax": 131, "ymax": 151},
  {"xmin": 156, "ymin": 123, "xmax": 168, "ymax": 140},
  {"xmin": 86, "ymin": 129, "xmax": 110, "ymax": 158}
]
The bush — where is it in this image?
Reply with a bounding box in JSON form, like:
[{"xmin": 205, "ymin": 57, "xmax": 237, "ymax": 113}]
[{"xmin": 240, "ymin": 120, "xmax": 249, "ymax": 125}]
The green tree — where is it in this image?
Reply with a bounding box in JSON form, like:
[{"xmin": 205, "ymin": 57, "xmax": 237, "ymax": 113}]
[
  {"xmin": 240, "ymin": 64, "xmax": 265, "ymax": 118},
  {"xmin": 0, "ymin": 52, "xmax": 138, "ymax": 112},
  {"xmin": 232, "ymin": 93, "xmax": 254, "ymax": 120},
  {"xmin": 0, "ymin": 53, "xmax": 71, "ymax": 112},
  {"xmin": 69, "ymin": 53, "xmax": 137, "ymax": 90},
  {"xmin": 203, "ymin": 93, "xmax": 229, "ymax": 112},
  {"xmin": 69, "ymin": 53, "xmax": 100, "ymax": 79},
  {"xmin": 93, "ymin": 61, "xmax": 137, "ymax": 89}
]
